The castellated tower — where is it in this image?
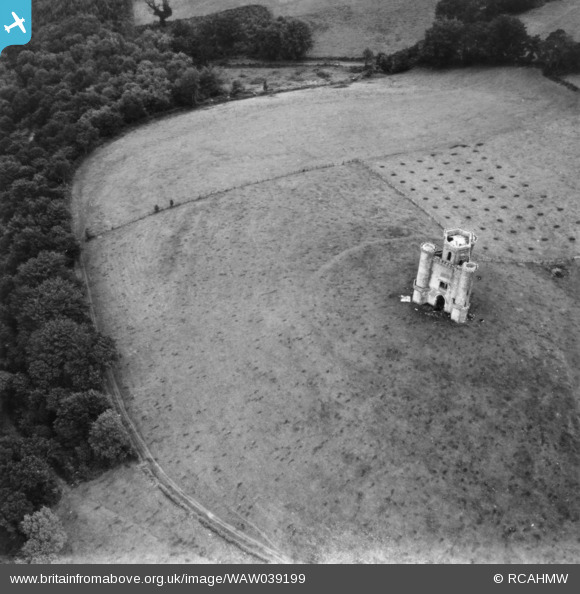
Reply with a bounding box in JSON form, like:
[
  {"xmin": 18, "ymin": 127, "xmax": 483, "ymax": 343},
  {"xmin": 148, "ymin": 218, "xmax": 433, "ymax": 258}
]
[{"xmin": 412, "ymin": 229, "xmax": 478, "ymax": 323}]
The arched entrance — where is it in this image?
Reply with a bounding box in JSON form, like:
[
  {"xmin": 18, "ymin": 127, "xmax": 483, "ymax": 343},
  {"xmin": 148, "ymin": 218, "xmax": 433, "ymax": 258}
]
[{"xmin": 434, "ymin": 295, "xmax": 445, "ymax": 311}]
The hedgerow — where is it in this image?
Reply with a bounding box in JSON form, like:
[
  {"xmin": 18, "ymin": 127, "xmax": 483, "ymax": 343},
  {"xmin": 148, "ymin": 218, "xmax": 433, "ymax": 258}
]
[{"xmin": 377, "ymin": 0, "xmax": 580, "ymax": 75}]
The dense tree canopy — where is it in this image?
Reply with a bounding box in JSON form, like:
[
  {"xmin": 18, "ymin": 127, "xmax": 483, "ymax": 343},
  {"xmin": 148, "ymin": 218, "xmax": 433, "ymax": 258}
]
[
  {"xmin": 0, "ymin": 437, "xmax": 60, "ymax": 534},
  {"xmin": 25, "ymin": 318, "xmax": 116, "ymax": 392},
  {"xmin": 0, "ymin": 0, "xmax": 575, "ymax": 562},
  {"xmin": 539, "ymin": 29, "xmax": 580, "ymax": 74},
  {"xmin": 19, "ymin": 507, "xmax": 67, "ymax": 563},
  {"xmin": 0, "ymin": 0, "xmax": 260, "ymax": 553},
  {"xmin": 248, "ymin": 17, "xmax": 313, "ymax": 61},
  {"xmin": 379, "ymin": 0, "xmax": 580, "ymax": 73},
  {"xmin": 89, "ymin": 409, "xmax": 135, "ymax": 465},
  {"xmin": 166, "ymin": 5, "xmax": 312, "ymax": 63}
]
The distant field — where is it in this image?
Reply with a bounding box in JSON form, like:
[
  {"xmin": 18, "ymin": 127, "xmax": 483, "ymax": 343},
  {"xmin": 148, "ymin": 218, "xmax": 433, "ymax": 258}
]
[
  {"xmin": 520, "ymin": 0, "xmax": 580, "ymax": 40},
  {"xmin": 133, "ymin": 0, "xmax": 439, "ymax": 56},
  {"xmin": 133, "ymin": 1, "xmax": 580, "ymax": 56},
  {"xmin": 73, "ymin": 68, "xmax": 580, "ymax": 562}
]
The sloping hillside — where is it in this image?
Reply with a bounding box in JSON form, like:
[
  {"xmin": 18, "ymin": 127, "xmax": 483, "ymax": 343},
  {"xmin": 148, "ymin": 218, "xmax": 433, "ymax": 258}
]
[
  {"xmin": 73, "ymin": 68, "xmax": 580, "ymax": 562},
  {"xmin": 520, "ymin": 0, "xmax": 580, "ymax": 40},
  {"xmin": 133, "ymin": 0, "xmax": 439, "ymax": 56}
]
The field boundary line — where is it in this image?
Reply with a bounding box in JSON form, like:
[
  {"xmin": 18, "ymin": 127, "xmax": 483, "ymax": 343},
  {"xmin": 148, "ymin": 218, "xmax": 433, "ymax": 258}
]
[
  {"xmin": 87, "ymin": 159, "xmax": 359, "ymax": 239},
  {"xmin": 352, "ymin": 158, "xmax": 444, "ymax": 230},
  {"xmin": 76, "ymin": 254, "xmax": 292, "ymax": 564},
  {"xmin": 544, "ymin": 73, "xmax": 580, "ymax": 93},
  {"xmin": 356, "ymin": 138, "xmax": 484, "ymax": 164},
  {"xmin": 479, "ymin": 255, "xmax": 579, "ymax": 266},
  {"xmin": 352, "ymin": 160, "xmax": 579, "ymax": 268},
  {"xmin": 219, "ymin": 58, "xmax": 364, "ymax": 68}
]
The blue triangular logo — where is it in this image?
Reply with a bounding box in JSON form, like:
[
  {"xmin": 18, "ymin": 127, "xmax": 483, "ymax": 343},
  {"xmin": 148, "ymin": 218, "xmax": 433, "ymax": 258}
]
[{"xmin": 1, "ymin": 0, "xmax": 31, "ymax": 54}]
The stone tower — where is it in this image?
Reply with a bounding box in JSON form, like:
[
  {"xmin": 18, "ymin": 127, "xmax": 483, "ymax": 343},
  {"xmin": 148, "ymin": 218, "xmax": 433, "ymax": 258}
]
[{"xmin": 412, "ymin": 228, "xmax": 478, "ymax": 323}]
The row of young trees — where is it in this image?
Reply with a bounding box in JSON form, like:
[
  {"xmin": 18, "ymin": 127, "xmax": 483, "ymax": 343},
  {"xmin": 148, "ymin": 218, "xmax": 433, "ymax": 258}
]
[{"xmin": 378, "ymin": 0, "xmax": 580, "ymax": 75}]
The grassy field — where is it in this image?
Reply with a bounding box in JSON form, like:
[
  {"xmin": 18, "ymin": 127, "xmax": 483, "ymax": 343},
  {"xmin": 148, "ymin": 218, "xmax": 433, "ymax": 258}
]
[
  {"xmin": 132, "ymin": 1, "xmax": 580, "ymax": 56},
  {"xmin": 133, "ymin": 0, "xmax": 439, "ymax": 57},
  {"xmin": 520, "ymin": 0, "xmax": 580, "ymax": 40},
  {"xmin": 55, "ymin": 467, "xmax": 252, "ymax": 563},
  {"xmin": 72, "ymin": 67, "xmax": 580, "ymax": 562},
  {"xmin": 366, "ymin": 127, "xmax": 580, "ymax": 262}
]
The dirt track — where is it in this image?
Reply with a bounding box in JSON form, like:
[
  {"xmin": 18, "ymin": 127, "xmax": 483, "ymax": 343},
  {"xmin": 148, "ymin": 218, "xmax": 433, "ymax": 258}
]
[{"xmin": 73, "ymin": 68, "xmax": 580, "ymax": 562}]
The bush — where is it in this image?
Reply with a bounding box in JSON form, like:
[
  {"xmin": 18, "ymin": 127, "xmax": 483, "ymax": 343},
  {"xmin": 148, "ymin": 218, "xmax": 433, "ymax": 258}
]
[
  {"xmin": 89, "ymin": 409, "xmax": 134, "ymax": 465},
  {"xmin": 230, "ymin": 79, "xmax": 246, "ymax": 97},
  {"xmin": 118, "ymin": 90, "xmax": 147, "ymax": 123},
  {"xmin": 199, "ymin": 67, "xmax": 224, "ymax": 98},
  {"xmin": 539, "ymin": 29, "xmax": 580, "ymax": 75},
  {"xmin": 84, "ymin": 106, "xmax": 124, "ymax": 137},
  {"xmin": 169, "ymin": 20, "xmax": 197, "ymax": 56},
  {"xmin": 378, "ymin": 44, "xmax": 421, "ymax": 74},
  {"xmin": 417, "ymin": 13, "xmax": 533, "ymax": 68},
  {"xmin": 53, "ymin": 390, "xmax": 112, "ymax": 448},
  {"xmin": 171, "ymin": 68, "xmax": 201, "ymax": 106},
  {"xmin": 19, "ymin": 507, "xmax": 67, "ymax": 563},
  {"xmin": 484, "ymin": 14, "xmax": 530, "ymax": 64}
]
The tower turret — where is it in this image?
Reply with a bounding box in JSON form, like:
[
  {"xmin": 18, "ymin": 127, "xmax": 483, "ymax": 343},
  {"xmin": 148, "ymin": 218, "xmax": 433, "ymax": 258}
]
[
  {"xmin": 450, "ymin": 261, "xmax": 478, "ymax": 323},
  {"xmin": 412, "ymin": 242, "xmax": 436, "ymax": 304},
  {"xmin": 441, "ymin": 228, "xmax": 477, "ymax": 266}
]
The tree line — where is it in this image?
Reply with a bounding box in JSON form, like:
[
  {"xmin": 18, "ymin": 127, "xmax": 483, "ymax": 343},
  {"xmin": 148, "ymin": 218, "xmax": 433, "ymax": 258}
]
[
  {"xmin": 377, "ymin": 0, "xmax": 580, "ymax": 75},
  {"xmin": 0, "ymin": 0, "xmax": 307, "ymax": 561},
  {"xmin": 154, "ymin": 4, "xmax": 313, "ymax": 63}
]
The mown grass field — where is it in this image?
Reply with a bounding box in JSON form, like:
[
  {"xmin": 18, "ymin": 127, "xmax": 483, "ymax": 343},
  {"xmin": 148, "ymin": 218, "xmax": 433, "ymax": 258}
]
[
  {"xmin": 133, "ymin": 0, "xmax": 439, "ymax": 56},
  {"xmin": 71, "ymin": 67, "xmax": 580, "ymax": 562},
  {"xmin": 520, "ymin": 0, "xmax": 580, "ymax": 40}
]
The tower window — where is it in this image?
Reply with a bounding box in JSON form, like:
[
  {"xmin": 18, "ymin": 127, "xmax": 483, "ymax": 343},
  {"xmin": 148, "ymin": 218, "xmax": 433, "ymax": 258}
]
[
  {"xmin": 439, "ymin": 281, "xmax": 449, "ymax": 290},
  {"xmin": 447, "ymin": 252, "xmax": 452, "ymax": 261}
]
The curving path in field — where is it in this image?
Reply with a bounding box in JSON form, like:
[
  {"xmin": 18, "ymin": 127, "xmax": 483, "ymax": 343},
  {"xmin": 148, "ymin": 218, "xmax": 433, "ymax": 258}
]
[
  {"xmin": 73, "ymin": 68, "xmax": 580, "ymax": 562},
  {"xmin": 78, "ymin": 254, "xmax": 291, "ymax": 563}
]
